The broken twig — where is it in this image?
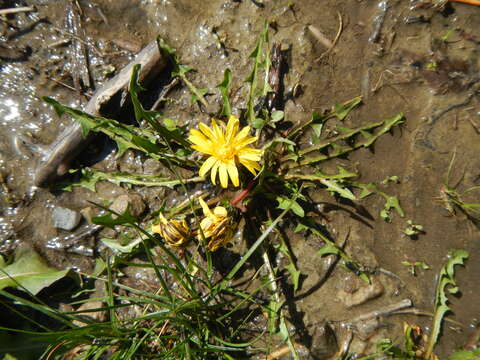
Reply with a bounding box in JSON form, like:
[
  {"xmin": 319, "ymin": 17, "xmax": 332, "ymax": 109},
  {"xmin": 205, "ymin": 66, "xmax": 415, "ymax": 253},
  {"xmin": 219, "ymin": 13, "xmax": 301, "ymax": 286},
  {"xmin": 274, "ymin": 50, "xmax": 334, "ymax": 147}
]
[
  {"xmin": 0, "ymin": 6, "xmax": 36, "ymax": 16},
  {"xmin": 345, "ymin": 298, "xmax": 412, "ymax": 324}
]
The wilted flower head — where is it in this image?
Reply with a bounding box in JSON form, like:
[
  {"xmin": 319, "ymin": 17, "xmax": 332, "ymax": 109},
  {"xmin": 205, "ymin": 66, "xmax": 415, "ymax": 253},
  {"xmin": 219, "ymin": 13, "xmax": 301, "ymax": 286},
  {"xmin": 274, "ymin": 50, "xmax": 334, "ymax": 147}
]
[
  {"xmin": 188, "ymin": 115, "xmax": 262, "ymax": 188},
  {"xmin": 152, "ymin": 213, "xmax": 191, "ymax": 247},
  {"xmin": 197, "ymin": 198, "xmax": 236, "ymax": 252}
]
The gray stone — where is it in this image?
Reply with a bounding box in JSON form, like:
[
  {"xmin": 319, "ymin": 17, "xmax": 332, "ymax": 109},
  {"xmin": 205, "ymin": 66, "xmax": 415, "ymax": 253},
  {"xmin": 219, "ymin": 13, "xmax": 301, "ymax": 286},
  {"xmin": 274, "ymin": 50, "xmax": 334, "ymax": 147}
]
[
  {"xmin": 110, "ymin": 193, "xmax": 145, "ymax": 217},
  {"xmin": 52, "ymin": 206, "xmax": 82, "ymax": 231}
]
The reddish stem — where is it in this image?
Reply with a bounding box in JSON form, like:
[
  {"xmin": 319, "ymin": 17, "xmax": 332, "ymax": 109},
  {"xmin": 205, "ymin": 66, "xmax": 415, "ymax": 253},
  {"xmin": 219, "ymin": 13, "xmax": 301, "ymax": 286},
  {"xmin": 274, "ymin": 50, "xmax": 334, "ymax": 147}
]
[{"xmin": 231, "ymin": 180, "xmax": 256, "ymax": 207}]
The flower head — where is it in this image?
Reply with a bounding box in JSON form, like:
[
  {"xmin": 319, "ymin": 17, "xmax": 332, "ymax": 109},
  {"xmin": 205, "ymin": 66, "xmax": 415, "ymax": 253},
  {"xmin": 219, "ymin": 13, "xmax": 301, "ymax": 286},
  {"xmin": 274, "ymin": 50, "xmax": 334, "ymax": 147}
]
[
  {"xmin": 188, "ymin": 115, "xmax": 262, "ymax": 188},
  {"xmin": 197, "ymin": 198, "xmax": 236, "ymax": 252},
  {"xmin": 152, "ymin": 213, "xmax": 191, "ymax": 247}
]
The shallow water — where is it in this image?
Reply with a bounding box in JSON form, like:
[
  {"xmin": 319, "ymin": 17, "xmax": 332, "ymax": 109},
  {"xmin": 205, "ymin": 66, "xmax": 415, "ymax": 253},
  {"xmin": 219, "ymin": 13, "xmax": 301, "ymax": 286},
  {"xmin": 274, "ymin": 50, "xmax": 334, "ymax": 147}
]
[{"xmin": 0, "ymin": 0, "xmax": 479, "ymax": 358}]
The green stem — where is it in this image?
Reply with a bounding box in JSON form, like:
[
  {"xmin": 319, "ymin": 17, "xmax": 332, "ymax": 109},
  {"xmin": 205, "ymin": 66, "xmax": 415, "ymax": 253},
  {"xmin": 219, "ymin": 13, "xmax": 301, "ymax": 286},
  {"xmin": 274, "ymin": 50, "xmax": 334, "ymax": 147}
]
[{"xmin": 223, "ymin": 184, "xmax": 303, "ymax": 283}]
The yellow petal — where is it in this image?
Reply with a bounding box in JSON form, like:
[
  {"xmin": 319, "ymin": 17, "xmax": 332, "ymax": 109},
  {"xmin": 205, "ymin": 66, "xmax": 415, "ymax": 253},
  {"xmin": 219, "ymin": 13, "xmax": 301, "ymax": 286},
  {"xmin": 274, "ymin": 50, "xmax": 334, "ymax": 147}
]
[
  {"xmin": 159, "ymin": 213, "xmax": 168, "ymax": 224},
  {"xmin": 240, "ymin": 158, "xmax": 261, "ymax": 175},
  {"xmin": 234, "ymin": 126, "xmax": 252, "ymax": 142},
  {"xmin": 226, "ymin": 115, "xmax": 239, "ymax": 142},
  {"xmin": 213, "ymin": 206, "xmax": 228, "ymax": 217},
  {"xmin": 188, "ymin": 129, "xmax": 209, "ymax": 145},
  {"xmin": 199, "ymin": 156, "xmax": 217, "ymax": 178},
  {"xmin": 199, "ymin": 198, "xmax": 213, "ymax": 218},
  {"xmin": 210, "ymin": 161, "xmax": 219, "ymax": 184},
  {"xmin": 199, "ymin": 122, "xmax": 216, "ymax": 140},
  {"xmin": 226, "ymin": 161, "xmax": 239, "ymax": 187},
  {"xmin": 238, "ymin": 148, "xmax": 262, "ymax": 161},
  {"xmin": 235, "ymin": 136, "xmax": 257, "ymax": 148},
  {"xmin": 152, "ymin": 224, "xmax": 161, "ymax": 234},
  {"xmin": 211, "ymin": 119, "xmax": 224, "ymax": 141},
  {"xmin": 219, "ymin": 163, "xmax": 229, "ymax": 188},
  {"xmin": 191, "ymin": 145, "xmax": 213, "ymax": 155}
]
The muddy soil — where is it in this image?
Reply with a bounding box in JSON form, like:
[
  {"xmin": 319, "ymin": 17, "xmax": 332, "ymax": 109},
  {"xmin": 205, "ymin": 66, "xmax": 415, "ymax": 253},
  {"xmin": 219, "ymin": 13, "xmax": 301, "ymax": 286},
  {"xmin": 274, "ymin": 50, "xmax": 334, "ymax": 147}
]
[{"xmin": 0, "ymin": 0, "xmax": 479, "ymax": 358}]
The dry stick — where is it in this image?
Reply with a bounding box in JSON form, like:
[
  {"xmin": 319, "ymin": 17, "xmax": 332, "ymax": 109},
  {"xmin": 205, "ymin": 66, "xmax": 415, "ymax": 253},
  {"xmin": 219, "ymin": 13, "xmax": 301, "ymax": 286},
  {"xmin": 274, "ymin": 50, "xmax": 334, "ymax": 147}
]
[
  {"xmin": 266, "ymin": 343, "xmax": 302, "ymax": 360},
  {"xmin": 315, "ymin": 11, "xmax": 343, "ymax": 62},
  {"xmin": 344, "ymin": 298, "xmax": 413, "ymax": 324},
  {"xmin": 150, "ymin": 78, "xmax": 180, "ymax": 111},
  {"xmin": 308, "ymin": 25, "xmax": 332, "ymax": 49},
  {"xmin": 0, "ymin": 6, "xmax": 36, "ymax": 15},
  {"xmin": 450, "ymin": 0, "xmax": 480, "ymax": 5}
]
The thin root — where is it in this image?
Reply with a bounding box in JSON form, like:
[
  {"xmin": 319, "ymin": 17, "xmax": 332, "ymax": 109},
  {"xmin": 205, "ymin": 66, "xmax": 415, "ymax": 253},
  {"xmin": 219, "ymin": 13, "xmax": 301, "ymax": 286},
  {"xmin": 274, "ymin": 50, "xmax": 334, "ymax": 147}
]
[{"xmin": 315, "ymin": 11, "xmax": 343, "ymax": 62}]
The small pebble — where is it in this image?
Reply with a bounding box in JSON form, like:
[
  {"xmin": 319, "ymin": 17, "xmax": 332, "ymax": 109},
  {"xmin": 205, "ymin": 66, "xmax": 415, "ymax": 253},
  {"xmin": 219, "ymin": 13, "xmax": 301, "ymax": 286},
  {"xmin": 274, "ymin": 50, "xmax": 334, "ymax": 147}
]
[{"xmin": 52, "ymin": 206, "xmax": 82, "ymax": 231}]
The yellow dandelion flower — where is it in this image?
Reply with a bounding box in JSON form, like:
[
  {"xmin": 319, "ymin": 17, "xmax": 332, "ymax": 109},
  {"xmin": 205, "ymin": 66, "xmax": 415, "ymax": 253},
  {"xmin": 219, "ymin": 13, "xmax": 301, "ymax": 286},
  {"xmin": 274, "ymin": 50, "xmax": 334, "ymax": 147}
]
[
  {"xmin": 197, "ymin": 198, "xmax": 236, "ymax": 252},
  {"xmin": 188, "ymin": 115, "xmax": 262, "ymax": 188},
  {"xmin": 152, "ymin": 213, "xmax": 191, "ymax": 247}
]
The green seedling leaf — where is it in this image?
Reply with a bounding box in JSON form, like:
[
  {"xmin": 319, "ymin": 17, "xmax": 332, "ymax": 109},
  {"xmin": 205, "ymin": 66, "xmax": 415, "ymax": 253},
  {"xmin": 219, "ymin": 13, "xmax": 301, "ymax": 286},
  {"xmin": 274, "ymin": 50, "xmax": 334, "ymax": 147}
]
[
  {"xmin": 385, "ymin": 195, "xmax": 405, "ymax": 218},
  {"xmin": 350, "ymin": 181, "xmax": 404, "ymax": 221},
  {"xmin": 270, "ymin": 110, "xmax": 284, "ymax": 123},
  {"xmin": 216, "ymin": 68, "xmax": 232, "ymax": 117},
  {"xmin": 276, "ymin": 195, "xmax": 304, "ymax": 217},
  {"xmin": 381, "ymin": 175, "xmax": 400, "ymax": 185},
  {"xmin": 401, "ymin": 260, "xmax": 430, "ymax": 276},
  {"xmin": 252, "ymin": 117, "xmax": 266, "ymax": 130},
  {"xmin": 425, "ymin": 250, "xmax": 469, "ymax": 359},
  {"xmin": 380, "ymin": 208, "xmax": 391, "ymax": 222},
  {"xmin": 448, "ymin": 349, "xmax": 480, "ymax": 360},
  {"xmin": 321, "ymin": 179, "xmax": 356, "ymax": 201},
  {"xmin": 404, "ymin": 220, "xmax": 424, "ymax": 237},
  {"xmin": 0, "ymin": 245, "xmax": 69, "ymax": 295},
  {"xmin": 333, "ymin": 96, "xmax": 362, "ymax": 120}
]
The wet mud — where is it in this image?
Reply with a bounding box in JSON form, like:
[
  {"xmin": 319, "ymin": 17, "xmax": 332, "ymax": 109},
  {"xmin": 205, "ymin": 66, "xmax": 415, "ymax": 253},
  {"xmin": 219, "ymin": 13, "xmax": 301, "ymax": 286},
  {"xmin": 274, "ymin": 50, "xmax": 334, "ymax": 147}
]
[{"xmin": 0, "ymin": 0, "xmax": 479, "ymax": 358}]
